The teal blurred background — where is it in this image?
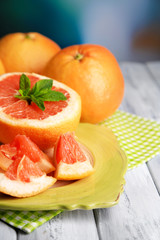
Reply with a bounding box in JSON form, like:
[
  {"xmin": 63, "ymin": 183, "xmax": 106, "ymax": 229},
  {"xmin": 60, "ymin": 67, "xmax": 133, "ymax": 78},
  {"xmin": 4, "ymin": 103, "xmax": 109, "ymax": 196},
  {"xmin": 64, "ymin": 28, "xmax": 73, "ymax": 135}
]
[{"xmin": 0, "ymin": 0, "xmax": 160, "ymax": 61}]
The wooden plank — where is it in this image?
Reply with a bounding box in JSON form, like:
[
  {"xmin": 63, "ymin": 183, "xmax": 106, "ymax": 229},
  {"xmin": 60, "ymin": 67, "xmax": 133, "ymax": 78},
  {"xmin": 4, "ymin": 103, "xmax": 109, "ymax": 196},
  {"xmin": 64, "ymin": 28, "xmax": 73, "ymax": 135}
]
[
  {"xmin": 146, "ymin": 61, "xmax": 160, "ymax": 84},
  {"xmin": 121, "ymin": 62, "xmax": 160, "ymax": 192},
  {"xmin": 0, "ymin": 221, "xmax": 17, "ymax": 240},
  {"xmin": 147, "ymin": 155, "xmax": 160, "ymax": 194},
  {"xmin": 94, "ymin": 164, "xmax": 160, "ymax": 240},
  {"xmin": 18, "ymin": 210, "xmax": 99, "ymax": 240},
  {"xmin": 94, "ymin": 62, "xmax": 160, "ymax": 239},
  {"xmin": 145, "ymin": 62, "xmax": 160, "ymax": 194},
  {"xmin": 119, "ymin": 62, "xmax": 160, "ymax": 119},
  {"xmin": 17, "ymin": 221, "xmax": 50, "ymax": 240}
]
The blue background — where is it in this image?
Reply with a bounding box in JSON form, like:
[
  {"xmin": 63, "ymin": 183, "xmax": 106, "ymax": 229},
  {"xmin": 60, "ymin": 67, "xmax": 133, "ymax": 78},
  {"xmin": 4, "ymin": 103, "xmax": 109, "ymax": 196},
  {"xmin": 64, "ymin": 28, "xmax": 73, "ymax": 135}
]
[{"xmin": 0, "ymin": 0, "xmax": 160, "ymax": 61}]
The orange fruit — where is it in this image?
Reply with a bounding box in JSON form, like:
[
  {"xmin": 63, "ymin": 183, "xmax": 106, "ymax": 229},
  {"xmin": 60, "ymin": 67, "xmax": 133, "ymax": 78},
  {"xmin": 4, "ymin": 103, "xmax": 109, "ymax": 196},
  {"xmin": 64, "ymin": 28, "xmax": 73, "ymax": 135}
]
[
  {"xmin": 0, "ymin": 59, "xmax": 5, "ymax": 75},
  {"xmin": 0, "ymin": 72, "xmax": 81, "ymax": 149},
  {"xmin": 0, "ymin": 135, "xmax": 55, "ymax": 173},
  {"xmin": 53, "ymin": 133, "xmax": 94, "ymax": 180},
  {"xmin": 0, "ymin": 32, "xmax": 60, "ymax": 73},
  {"xmin": 44, "ymin": 44, "xmax": 124, "ymax": 123},
  {"xmin": 0, "ymin": 154, "xmax": 56, "ymax": 198}
]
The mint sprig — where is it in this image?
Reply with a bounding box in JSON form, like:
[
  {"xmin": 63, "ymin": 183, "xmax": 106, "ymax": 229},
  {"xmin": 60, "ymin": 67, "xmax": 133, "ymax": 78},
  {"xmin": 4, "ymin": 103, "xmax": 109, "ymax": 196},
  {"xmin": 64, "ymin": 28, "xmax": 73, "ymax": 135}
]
[{"xmin": 15, "ymin": 74, "xmax": 67, "ymax": 111}]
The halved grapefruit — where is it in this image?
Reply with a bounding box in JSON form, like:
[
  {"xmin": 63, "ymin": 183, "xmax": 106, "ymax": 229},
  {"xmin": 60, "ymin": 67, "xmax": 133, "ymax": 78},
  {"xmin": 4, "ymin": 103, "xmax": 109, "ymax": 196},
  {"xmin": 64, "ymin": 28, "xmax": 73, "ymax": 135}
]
[
  {"xmin": 0, "ymin": 72, "xmax": 81, "ymax": 149},
  {"xmin": 0, "ymin": 135, "xmax": 55, "ymax": 173},
  {"xmin": 53, "ymin": 133, "xmax": 94, "ymax": 180}
]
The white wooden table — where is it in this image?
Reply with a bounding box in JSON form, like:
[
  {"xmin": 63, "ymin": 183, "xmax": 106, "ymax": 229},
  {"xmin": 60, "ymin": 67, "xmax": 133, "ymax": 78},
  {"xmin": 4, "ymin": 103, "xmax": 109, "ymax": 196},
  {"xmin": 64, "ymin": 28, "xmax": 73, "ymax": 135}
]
[{"xmin": 0, "ymin": 61, "xmax": 160, "ymax": 240}]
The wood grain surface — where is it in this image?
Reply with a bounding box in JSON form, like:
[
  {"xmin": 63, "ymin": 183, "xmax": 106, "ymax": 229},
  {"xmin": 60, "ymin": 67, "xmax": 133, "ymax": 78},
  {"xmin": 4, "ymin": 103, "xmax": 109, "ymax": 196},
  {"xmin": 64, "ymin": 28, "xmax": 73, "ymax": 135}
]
[{"xmin": 0, "ymin": 62, "xmax": 160, "ymax": 240}]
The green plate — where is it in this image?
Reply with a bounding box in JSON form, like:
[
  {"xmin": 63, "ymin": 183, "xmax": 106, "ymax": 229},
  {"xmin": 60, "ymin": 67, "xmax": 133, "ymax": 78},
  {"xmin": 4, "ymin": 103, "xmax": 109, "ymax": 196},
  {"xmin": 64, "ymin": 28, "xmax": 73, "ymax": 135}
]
[{"xmin": 0, "ymin": 123, "xmax": 127, "ymax": 211}]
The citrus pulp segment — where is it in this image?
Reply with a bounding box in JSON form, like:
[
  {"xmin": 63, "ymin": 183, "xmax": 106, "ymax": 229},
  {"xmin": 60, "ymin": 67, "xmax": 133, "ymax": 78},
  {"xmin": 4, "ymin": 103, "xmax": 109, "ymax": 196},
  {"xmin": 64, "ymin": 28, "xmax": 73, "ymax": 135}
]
[
  {"xmin": 0, "ymin": 135, "xmax": 55, "ymax": 173},
  {"xmin": 54, "ymin": 133, "xmax": 94, "ymax": 180},
  {"xmin": 0, "ymin": 173, "xmax": 56, "ymax": 198}
]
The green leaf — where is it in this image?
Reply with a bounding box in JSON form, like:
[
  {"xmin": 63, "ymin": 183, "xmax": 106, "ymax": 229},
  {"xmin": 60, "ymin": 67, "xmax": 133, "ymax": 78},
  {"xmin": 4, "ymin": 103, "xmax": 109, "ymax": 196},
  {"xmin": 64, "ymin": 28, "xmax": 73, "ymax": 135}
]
[
  {"xmin": 31, "ymin": 95, "xmax": 45, "ymax": 111},
  {"xmin": 19, "ymin": 74, "xmax": 31, "ymax": 92},
  {"xmin": 40, "ymin": 90, "xmax": 67, "ymax": 101},
  {"xmin": 14, "ymin": 95, "xmax": 31, "ymax": 101},
  {"xmin": 30, "ymin": 79, "xmax": 53, "ymax": 95}
]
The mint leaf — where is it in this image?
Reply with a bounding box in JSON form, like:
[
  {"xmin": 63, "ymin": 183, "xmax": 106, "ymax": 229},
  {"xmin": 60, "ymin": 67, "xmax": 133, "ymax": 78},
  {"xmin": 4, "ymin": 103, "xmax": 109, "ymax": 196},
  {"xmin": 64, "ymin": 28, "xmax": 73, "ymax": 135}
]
[
  {"xmin": 40, "ymin": 90, "xmax": 67, "ymax": 101},
  {"xmin": 19, "ymin": 74, "xmax": 31, "ymax": 93},
  {"xmin": 30, "ymin": 79, "xmax": 53, "ymax": 95},
  {"xmin": 31, "ymin": 95, "xmax": 45, "ymax": 111},
  {"xmin": 15, "ymin": 95, "xmax": 31, "ymax": 101},
  {"xmin": 14, "ymin": 74, "xmax": 67, "ymax": 111}
]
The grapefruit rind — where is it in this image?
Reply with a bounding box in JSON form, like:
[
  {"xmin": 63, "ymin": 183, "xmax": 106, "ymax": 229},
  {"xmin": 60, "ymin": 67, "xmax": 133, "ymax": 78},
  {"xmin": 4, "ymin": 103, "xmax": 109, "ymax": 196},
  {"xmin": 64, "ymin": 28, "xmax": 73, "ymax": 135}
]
[
  {"xmin": 54, "ymin": 142, "xmax": 94, "ymax": 180},
  {"xmin": 0, "ymin": 173, "xmax": 56, "ymax": 197},
  {"xmin": 54, "ymin": 159, "xmax": 94, "ymax": 180},
  {"xmin": 0, "ymin": 72, "xmax": 81, "ymax": 149}
]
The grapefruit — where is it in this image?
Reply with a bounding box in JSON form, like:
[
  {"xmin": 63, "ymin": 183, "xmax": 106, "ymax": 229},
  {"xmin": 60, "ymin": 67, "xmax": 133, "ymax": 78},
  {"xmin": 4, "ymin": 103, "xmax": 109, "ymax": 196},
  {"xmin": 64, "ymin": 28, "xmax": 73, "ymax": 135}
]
[
  {"xmin": 0, "ymin": 32, "xmax": 60, "ymax": 74},
  {"xmin": 53, "ymin": 133, "xmax": 94, "ymax": 180},
  {"xmin": 0, "ymin": 59, "xmax": 5, "ymax": 75},
  {"xmin": 0, "ymin": 139, "xmax": 57, "ymax": 198},
  {"xmin": 0, "ymin": 135, "xmax": 55, "ymax": 173},
  {"xmin": 0, "ymin": 154, "xmax": 56, "ymax": 198},
  {"xmin": 44, "ymin": 44, "xmax": 124, "ymax": 123},
  {"xmin": 0, "ymin": 72, "xmax": 81, "ymax": 149},
  {"xmin": 5, "ymin": 155, "xmax": 44, "ymax": 182}
]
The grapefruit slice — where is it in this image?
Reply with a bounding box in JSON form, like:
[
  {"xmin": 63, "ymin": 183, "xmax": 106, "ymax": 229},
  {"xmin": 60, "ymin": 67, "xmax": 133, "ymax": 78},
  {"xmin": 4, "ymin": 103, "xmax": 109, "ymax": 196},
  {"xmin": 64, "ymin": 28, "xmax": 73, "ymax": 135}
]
[
  {"xmin": 0, "ymin": 72, "xmax": 81, "ymax": 149},
  {"xmin": 0, "ymin": 135, "xmax": 55, "ymax": 173},
  {"xmin": 53, "ymin": 133, "xmax": 94, "ymax": 180},
  {"xmin": 0, "ymin": 155, "xmax": 56, "ymax": 197},
  {"xmin": 5, "ymin": 155, "xmax": 44, "ymax": 182},
  {"xmin": 0, "ymin": 173, "xmax": 56, "ymax": 198}
]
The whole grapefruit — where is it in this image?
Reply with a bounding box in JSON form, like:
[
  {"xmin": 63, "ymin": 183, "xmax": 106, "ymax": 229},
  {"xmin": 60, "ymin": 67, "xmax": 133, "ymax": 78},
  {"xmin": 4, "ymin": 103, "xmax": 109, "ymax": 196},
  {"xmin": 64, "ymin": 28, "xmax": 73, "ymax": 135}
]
[
  {"xmin": 0, "ymin": 59, "xmax": 5, "ymax": 75},
  {"xmin": 0, "ymin": 32, "xmax": 60, "ymax": 74},
  {"xmin": 44, "ymin": 44, "xmax": 124, "ymax": 123}
]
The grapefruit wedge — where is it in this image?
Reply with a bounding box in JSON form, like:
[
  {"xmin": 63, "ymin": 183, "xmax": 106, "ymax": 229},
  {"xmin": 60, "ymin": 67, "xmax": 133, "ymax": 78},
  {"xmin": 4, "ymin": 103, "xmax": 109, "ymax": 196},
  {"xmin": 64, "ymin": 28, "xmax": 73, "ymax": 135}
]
[
  {"xmin": 0, "ymin": 155, "xmax": 56, "ymax": 198},
  {"xmin": 53, "ymin": 133, "xmax": 94, "ymax": 180},
  {"xmin": 0, "ymin": 135, "xmax": 55, "ymax": 173},
  {"xmin": 0, "ymin": 72, "xmax": 81, "ymax": 149}
]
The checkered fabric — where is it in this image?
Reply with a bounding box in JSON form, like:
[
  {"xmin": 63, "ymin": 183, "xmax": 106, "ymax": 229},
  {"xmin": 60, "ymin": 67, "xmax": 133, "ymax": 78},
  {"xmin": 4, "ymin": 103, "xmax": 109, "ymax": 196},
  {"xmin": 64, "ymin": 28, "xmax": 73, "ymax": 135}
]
[
  {"xmin": 0, "ymin": 210, "xmax": 62, "ymax": 233},
  {"xmin": 101, "ymin": 110, "xmax": 160, "ymax": 169},
  {"xmin": 0, "ymin": 110, "xmax": 160, "ymax": 233}
]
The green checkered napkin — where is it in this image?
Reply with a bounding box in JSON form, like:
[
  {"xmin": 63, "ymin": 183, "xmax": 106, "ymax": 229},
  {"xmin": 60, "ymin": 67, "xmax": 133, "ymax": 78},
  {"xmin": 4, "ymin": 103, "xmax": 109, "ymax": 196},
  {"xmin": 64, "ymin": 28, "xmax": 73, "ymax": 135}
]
[
  {"xmin": 101, "ymin": 110, "xmax": 160, "ymax": 169},
  {"xmin": 0, "ymin": 110, "xmax": 160, "ymax": 233}
]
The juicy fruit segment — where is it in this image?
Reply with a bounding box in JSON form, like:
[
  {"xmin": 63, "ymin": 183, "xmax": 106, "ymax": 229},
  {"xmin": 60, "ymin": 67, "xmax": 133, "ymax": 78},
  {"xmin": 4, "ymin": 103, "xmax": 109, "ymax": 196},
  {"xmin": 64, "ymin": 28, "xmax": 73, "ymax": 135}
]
[
  {"xmin": 0, "ymin": 74, "xmax": 70, "ymax": 120},
  {"xmin": 56, "ymin": 133, "xmax": 86, "ymax": 164},
  {"xmin": 5, "ymin": 155, "xmax": 44, "ymax": 182},
  {"xmin": 0, "ymin": 134, "xmax": 57, "ymax": 198},
  {"xmin": 0, "ymin": 173, "xmax": 56, "ymax": 198},
  {"xmin": 0, "ymin": 135, "xmax": 55, "ymax": 174},
  {"xmin": 54, "ymin": 133, "xmax": 94, "ymax": 180},
  {"xmin": 12, "ymin": 135, "xmax": 47, "ymax": 163}
]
